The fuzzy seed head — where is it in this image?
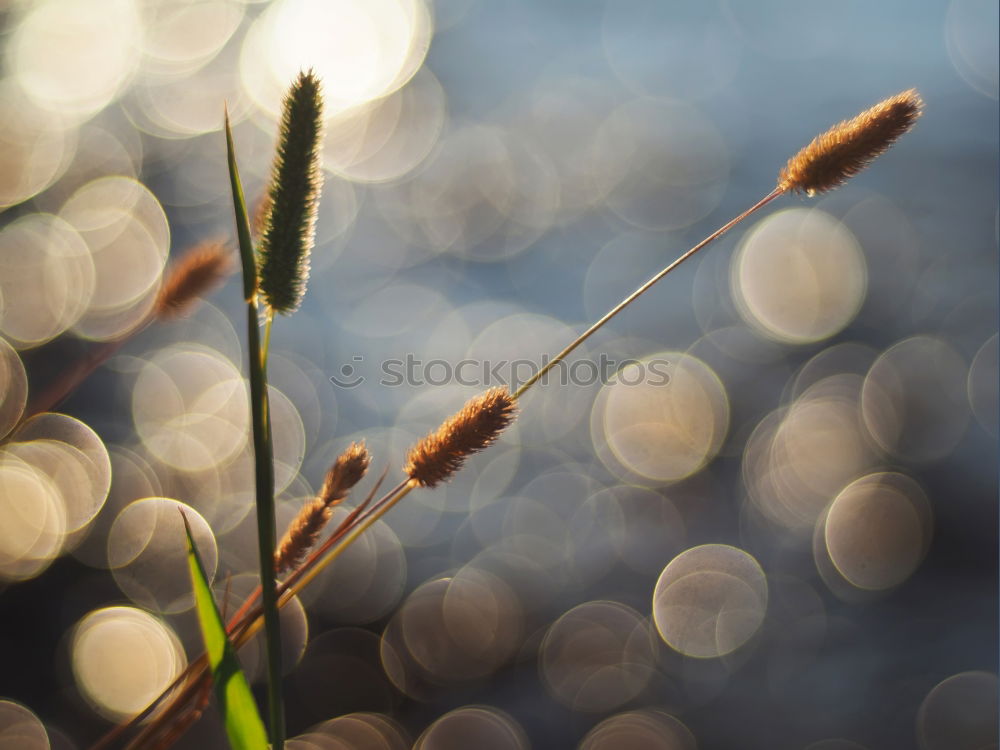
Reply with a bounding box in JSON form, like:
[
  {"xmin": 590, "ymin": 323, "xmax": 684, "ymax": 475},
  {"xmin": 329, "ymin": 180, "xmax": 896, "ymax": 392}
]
[
  {"xmin": 274, "ymin": 497, "xmax": 329, "ymax": 575},
  {"xmin": 273, "ymin": 441, "xmax": 370, "ymax": 575},
  {"xmin": 257, "ymin": 70, "xmax": 324, "ymax": 314},
  {"xmin": 778, "ymin": 89, "xmax": 923, "ymax": 196},
  {"xmin": 404, "ymin": 388, "xmax": 517, "ymax": 488},
  {"xmin": 155, "ymin": 241, "xmax": 232, "ymax": 319},
  {"xmin": 319, "ymin": 441, "xmax": 371, "ymax": 507}
]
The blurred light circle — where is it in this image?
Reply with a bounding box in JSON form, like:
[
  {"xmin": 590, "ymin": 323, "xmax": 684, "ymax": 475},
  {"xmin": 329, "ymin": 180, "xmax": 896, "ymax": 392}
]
[
  {"xmin": 578, "ymin": 709, "xmax": 696, "ymax": 750},
  {"xmin": 747, "ymin": 375, "xmax": 875, "ymax": 533},
  {"xmin": 442, "ymin": 566, "xmax": 523, "ymax": 673},
  {"xmin": 0, "ymin": 700, "xmax": 49, "ymax": 749},
  {"xmin": 594, "ymin": 97, "xmax": 728, "ymax": 230},
  {"xmin": 0, "ymin": 214, "xmax": 94, "ymax": 348},
  {"xmin": 269, "ymin": 384, "xmax": 306, "ymax": 494},
  {"xmin": 60, "ymin": 176, "xmax": 169, "ymax": 306},
  {"xmin": 378, "ymin": 124, "xmax": 556, "ymax": 263},
  {"xmin": 945, "ymin": 0, "xmax": 999, "ymax": 99},
  {"xmin": 307, "ymin": 505, "xmax": 407, "ymax": 624},
  {"xmin": 917, "ymin": 671, "xmax": 998, "ymax": 750},
  {"xmin": 70, "ymin": 446, "xmax": 161, "ymax": 569},
  {"xmin": 132, "ymin": 347, "xmax": 248, "ymax": 472},
  {"xmin": 71, "ymin": 606, "xmax": 185, "ymax": 721},
  {"xmin": 0, "ymin": 449, "xmax": 66, "ymax": 582},
  {"xmin": 968, "ymin": 333, "xmax": 998, "ymax": 437},
  {"xmin": 240, "ymin": 0, "xmax": 432, "ymax": 120},
  {"xmin": 140, "ymin": 0, "xmax": 246, "ymax": 76},
  {"xmin": 3, "ymin": 441, "xmax": 104, "ymax": 537},
  {"xmin": 326, "ymin": 68, "xmax": 446, "ymax": 183},
  {"xmin": 397, "ymin": 571, "xmax": 522, "ymax": 685},
  {"xmin": 732, "ymin": 208, "xmax": 866, "ymax": 344},
  {"xmin": 60, "ymin": 177, "xmax": 170, "ymax": 340},
  {"xmin": 823, "ymin": 472, "xmax": 932, "ymax": 591},
  {"xmin": 540, "ymin": 600, "xmax": 654, "ymax": 712},
  {"xmin": 598, "ymin": 352, "xmax": 729, "ymax": 483},
  {"xmin": 126, "ymin": 38, "xmax": 249, "ymax": 140},
  {"xmin": 0, "ymin": 339, "xmax": 27, "ymax": 439},
  {"xmin": 312, "ymin": 713, "xmax": 409, "ymax": 750},
  {"xmin": 413, "ymin": 706, "xmax": 529, "ymax": 750},
  {"xmin": 0, "ymin": 81, "xmax": 76, "ymax": 208},
  {"xmin": 10, "ymin": 0, "xmax": 141, "ymax": 119},
  {"xmin": 861, "ymin": 336, "xmax": 969, "ymax": 462},
  {"xmin": 108, "ymin": 497, "xmax": 217, "ymax": 613},
  {"xmin": 12, "ymin": 413, "xmax": 112, "ymax": 532},
  {"xmin": 653, "ymin": 544, "xmax": 767, "ymax": 658}
]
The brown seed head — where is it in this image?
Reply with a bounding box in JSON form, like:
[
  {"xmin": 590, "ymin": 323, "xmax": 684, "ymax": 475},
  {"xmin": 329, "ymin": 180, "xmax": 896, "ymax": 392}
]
[
  {"xmin": 274, "ymin": 497, "xmax": 329, "ymax": 575},
  {"xmin": 778, "ymin": 89, "xmax": 923, "ymax": 196},
  {"xmin": 155, "ymin": 241, "xmax": 232, "ymax": 319},
  {"xmin": 273, "ymin": 441, "xmax": 370, "ymax": 574},
  {"xmin": 404, "ymin": 387, "xmax": 517, "ymax": 488},
  {"xmin": 318, "ymin": 441, "xmax": 371, "ymax": 507}
]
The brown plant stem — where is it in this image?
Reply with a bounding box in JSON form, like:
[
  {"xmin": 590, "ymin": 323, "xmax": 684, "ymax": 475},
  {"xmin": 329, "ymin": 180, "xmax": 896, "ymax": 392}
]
[{"xmin": 512, "ymin": 186, "xmax": 785, "ymax": 400}]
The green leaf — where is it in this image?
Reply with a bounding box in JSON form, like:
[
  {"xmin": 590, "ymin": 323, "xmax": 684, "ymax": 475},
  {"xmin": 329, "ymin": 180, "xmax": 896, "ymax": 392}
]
[
  {"xmin": 224, "ymin": 107, "xmax": 258, "ymax": 303},
  {"xmin": 183, "ymin": 512, "xmax": 268, "ymax": 750}
]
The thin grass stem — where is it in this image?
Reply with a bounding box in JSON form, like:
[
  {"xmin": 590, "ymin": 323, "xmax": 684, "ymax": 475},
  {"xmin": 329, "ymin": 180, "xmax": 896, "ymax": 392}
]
[
  {"xmin": 225, "ymin": 110, "xmax": 285, "ymax": 750},
  {"xmin": 512, "ymin": 186, "xmax": 785, "ymax": 400}
]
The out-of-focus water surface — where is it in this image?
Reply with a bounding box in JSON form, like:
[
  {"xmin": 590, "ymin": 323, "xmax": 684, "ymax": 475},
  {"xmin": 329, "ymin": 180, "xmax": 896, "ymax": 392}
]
[{"xmin": 0, "ymin": 1, "xmax": 996, "ymax": 748}]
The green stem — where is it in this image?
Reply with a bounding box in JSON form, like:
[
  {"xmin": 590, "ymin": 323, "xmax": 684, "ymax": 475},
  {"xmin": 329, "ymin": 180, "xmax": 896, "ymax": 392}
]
[
  {"xmin": 225, "ymin": 110, "xmax": 285, "ymax": 750},
  {"xmin": 512, "ymin": 186, "xmax": 786, "ymax": 400},
  {"xmin": 262, "ymin": 307, "xmax": 275, "ymax": 370}
]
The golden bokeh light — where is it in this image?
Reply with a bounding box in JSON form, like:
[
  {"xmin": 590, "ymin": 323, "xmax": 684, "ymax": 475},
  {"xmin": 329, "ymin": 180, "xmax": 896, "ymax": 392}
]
[
  {"xmin": 71, "ymin": 605, "xmax": 186, "ymax": 721},
  {"xmin": 822, "ymin": 471, "xmax": 932, "ymax": 591},
  {"xmin": 578, "ymin": 709, "xmax": 696, "ymax": 750},
  {"xmin": 596, "ymin": 352, "xmax": 729, "ymax": 484},
  {"xmin": 539, "ymin": 600, "xmax": 654, "ymax": 712},
  {"xmin": 732, "ymin": 208, "xmax": 867, "ymax": 345},
  {"xmin": 413, "ymin": 706, "xmax": 529, "ymax": 750},
  {"xmin": 0, "ymin": 699, "xmax": 50, "ymax": 749},
  {"xmin": 653, "ymin": 544, "xmax": 768, "ymax": 658},
  {"xmin": 107, "ymin": 496, "xmax": 217, "ymax": 613}
]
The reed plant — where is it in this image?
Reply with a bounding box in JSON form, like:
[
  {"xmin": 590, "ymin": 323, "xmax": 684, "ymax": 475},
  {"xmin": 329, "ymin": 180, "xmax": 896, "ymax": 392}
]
[{"xmin": 63, "ymin": 83, "xmax": 921, "ymax": 749}]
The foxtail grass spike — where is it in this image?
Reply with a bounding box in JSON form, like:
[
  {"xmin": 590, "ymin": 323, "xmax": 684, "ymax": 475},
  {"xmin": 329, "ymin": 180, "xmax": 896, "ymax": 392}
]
[
  {"xmin": 778, "ymin": 89, "xmax": 923, "ymax": 196},
  {"xmin": 258, "ymin": 70, "xmax": 324, "ymax": 314},
  {"xmin": 155, "ymin": 240, "xmax": 233, "ymax": 319},
  {"xmin": 274, "ymin": 442, "xmax": 371, "ymax": 574},
  {"xmin": 405, "ymin": 388, "xmax": 517, "ymax": 488}
]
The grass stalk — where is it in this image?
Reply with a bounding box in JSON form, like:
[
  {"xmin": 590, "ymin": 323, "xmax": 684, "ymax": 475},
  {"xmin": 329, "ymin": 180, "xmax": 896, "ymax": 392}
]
[
  {"xmin": 225, "ymin": 110, "xmax": 285, "ymax": 750},
  {"xmin": 513, "ymin": 186, "xmax": 785, "ymax": 400}
]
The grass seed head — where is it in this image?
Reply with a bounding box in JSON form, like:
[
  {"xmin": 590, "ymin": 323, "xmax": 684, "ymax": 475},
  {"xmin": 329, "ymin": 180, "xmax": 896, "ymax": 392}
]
[
  {"xmin": 273, "ymin": 441, "xmax": 370, "ymax": 574},
  {"xmin": 155, "ymin": 240, "xmax": 232, "ymax": 319},
  {"xmin": 404, "ymin": 387, "xmax": 517, "ymax": 488},
  {"xmin": 778, "ymin": 89, "xmax": 923, "ymax": 196},
  {"xmin": 257, "ymin": 70, "xmax": 324, "ymax": 314}
]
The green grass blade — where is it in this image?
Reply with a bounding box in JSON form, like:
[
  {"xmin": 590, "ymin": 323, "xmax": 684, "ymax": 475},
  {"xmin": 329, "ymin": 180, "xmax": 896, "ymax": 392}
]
[
  {"xmin": 182, "ymin": 513, "xmax": 268, "ymax": 750},
  {"xmin": 224, "ymin": 107, "xmax": 258, "ymax": 303},
  {"xmin": 225, "ymin": 109, "xmax": 286, "ymax": 749}
]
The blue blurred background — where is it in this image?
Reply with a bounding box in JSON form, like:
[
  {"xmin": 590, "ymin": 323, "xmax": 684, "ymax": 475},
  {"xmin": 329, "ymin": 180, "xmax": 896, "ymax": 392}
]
[{"xmin": 0, "ymin": 1, "xmax": 996, "ymax": 748}]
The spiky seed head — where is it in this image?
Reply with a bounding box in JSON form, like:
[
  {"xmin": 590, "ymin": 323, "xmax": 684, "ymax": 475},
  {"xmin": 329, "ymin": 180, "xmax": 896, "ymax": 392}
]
[
  {"xmin": 274, "ymin": 497, "xmax": 329, "ymax": 575},
  {"xmin": 404, "ymin": 388, "xmax": 517, "ymax": 488},
  {"xmin": 155, "ymin": 240, "xmax": 232, "ymax": 319},
  {"xmin": 257, "ymin": 70, "xmax": 324, "ymax": 314},
  {"xmin": 778, "ymin": 89, "xmax": 923, "ymax": 196},
  {"xmin": 273, "ymin": 441, "xmax": 370, "ymax": 575},
  {"xmin": 318, "ymin": 441, "xmax": 371, "ymax": 507}
]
